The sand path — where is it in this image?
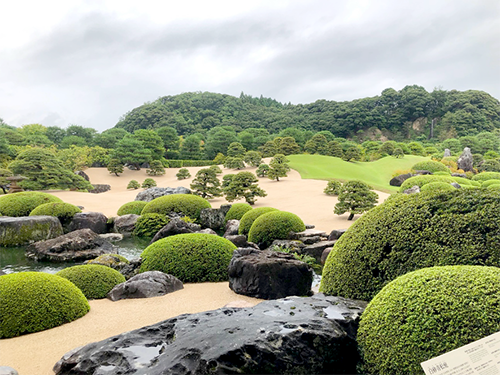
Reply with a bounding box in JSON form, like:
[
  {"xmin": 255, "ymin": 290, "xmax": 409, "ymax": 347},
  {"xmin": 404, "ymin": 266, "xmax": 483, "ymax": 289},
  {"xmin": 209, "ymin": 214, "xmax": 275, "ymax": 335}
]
[{"xmin": 0, "ymin": 165, "xmax": 389, "ymax": 374}]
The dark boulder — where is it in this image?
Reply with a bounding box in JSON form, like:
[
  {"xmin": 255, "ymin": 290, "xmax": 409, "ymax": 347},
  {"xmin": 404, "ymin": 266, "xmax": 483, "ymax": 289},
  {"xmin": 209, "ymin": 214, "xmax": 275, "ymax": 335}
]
[
  {"xmin": 224, "ymin": 234, "xmax": 258, "ymax": 249},
  {"xmin": 134, "ymin": 187, "xmax": 191, "ymax": 202},
  {"xmin": 301, "ymin": 241, "xmax": 336, "ymax": 263},
  {"xmin": 224, "ymin": 219, "xmax": 239, "ymax": 237},
  {"xmin": 113, "ymin": 214, "xmax": 139, "ymax": 236},
  {"xmin": 68, "ymin": 212, "xmax": 108, "ymax": 234},
  {"xmin": 321, "ymin": 247, "xmax": 333, "ymax": 264},
  {"xmin": 150, "ymin": 218, "xmax": 201, "ymax": 244},
  {"xmin": 26, "ymin": 228, "xmax": 114, "ymax": 262},
  {"xmin": 228, "ymin": 248, "xmax": 313, "ymax": 299},
  {"xmin": 53, "ymin": 294, "xmax": 367, "ymax": 375},
  {"xmin": 0, "ymin": 216, "xmax": 63, "ymax": 246},
  {"xmin": 107, "ymin": 271, "xmax": 183, "ymax": 301},
  {"xmin": 74, "ymin": 170, "xmax": 90, "ymax": 181},
  {"xmin": 120, "ymin": 258, "xmax": 142, "ymax": 280},
  {"xmin": 199, "ymin": 204, "xmax": 231, "ymax": 230},
  {"xmin": 327, "ymin": 229, "xmax": 346, "ymax": 241},
  {"xmin": 389, "ymin": 172, "xmax": 413, "ymax": 187},
  {"xmin": 88, "ymin": 184, "xmax": 111, "ymax": 194}
]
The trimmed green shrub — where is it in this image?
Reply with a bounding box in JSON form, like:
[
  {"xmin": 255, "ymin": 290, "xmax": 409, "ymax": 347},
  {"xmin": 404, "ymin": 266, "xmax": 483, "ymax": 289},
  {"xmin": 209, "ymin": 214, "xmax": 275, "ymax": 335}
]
[
  {"xmin": 248, "ymin": 211, "xmax": 306, "ymax": 247},
  {"xmin": 411, "ymin": 160, "xmax": 450, "ymax": 174},
  {"xmin": 324, "ymin": 180, "xmax": 343, "ymax": 196},
  {"xmin": 420, "ymin": 181, "xmax": 456, "ymax": 193},
  {"xmin": 480, "ymin": 179, "xmax": 500, "ymax": 187},
  {"xmin": 225, "ymin": 203, "xmax": 253, "ymax": 224},
  {"xmin": 320, "ymin": 189, "xmax": 500, "ymax": 301},
  {"xmin": 433, "ymin": 171, "xmax": 450, "ymax": 176},
  {"xmin": 0, "ymin": 272, "xmax": 90, "ymax": 338},
  {"xmin": 132, "ymin": 213, "xmax": 170, "ymax": 237},
  {"xmin": 29, "ymin": 202, "xmax": 81, "ymax": 226},
  {"xmin": 471, "ymin": 171, "xmax": 500, "ymax": 182},
  {"xmin": 238, "ymin": 207, "xmax": 279, "ymax": 235},
  {"xmin": 127, "ymin": 180, "xmax": 140, "ymax": 189},
  {"xmin": 399, "ymin": 175, "xmax": 455, "ymax": 192},
  {"xmin": 487, "ymin": 183, "xmax": 500, "ymax": 190},
  {"xmin": 0, "ymin": 192, "xmax": 63, "ymax": 217},
  {"xmin": 358, "ymin": 266, "xmax": 500, "ymax": 375},
  {"xmin": 57, "ymin": 264, "xmax": 126, "ymax": 299},
  {"xmin": 117, "ymin": 201, "xmax": 148, "ymax": 216},
  {"xmin": 140, "ymin": 233, "xmax": 236, "ymax": 282},
  {"xmin": 141, "ymin": 194, "xmax": 211, "ymax": 222},
  {"xmin": 470, "ymin": 180, "xmax": 481, "ymax": 187},
  {"xmin": 142, "ymin": 178, "xmax": 157, "ymax": 188},
  {"xmin": 451, "ymin": 176, "xmax": 471, "ymax": 185},
  {"xmin": 176, "ymin": 168, "xmax": 191, "ymax": 180}
]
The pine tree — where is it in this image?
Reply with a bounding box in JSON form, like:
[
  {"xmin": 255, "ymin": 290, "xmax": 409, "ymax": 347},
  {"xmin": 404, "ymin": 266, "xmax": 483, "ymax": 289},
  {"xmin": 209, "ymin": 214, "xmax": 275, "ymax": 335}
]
[
  {"xmin": 268, "ymin": 154, "xmax": 290, "ymax": 181},
  {"xmin": 147, "ymin": 160, "xmax": 166, "ymax": 176},
  {"xmin": 334, "ymin": 180, "xmax": 378, "ymax": 220},
  {"xmin": 107, "ymin": 158, "xmax": 124, "ymax": 176},
  {"xmin": 176, "ymin": 168, "xmax": 191, "ymax": 180},
  {"xmin": 224, "ymin": 171, "xmax": 266, "ymax": 205},
  {"xmin": 190, "ymin": 168, "xmax": 223, "ymax": 199},
  {"xmin": 243, "ymin": 151, "xmax": 262, "ymax": 167},
  {"xmin": 224, "ymin": 157, "xmax": 245, "ymax": 170}
]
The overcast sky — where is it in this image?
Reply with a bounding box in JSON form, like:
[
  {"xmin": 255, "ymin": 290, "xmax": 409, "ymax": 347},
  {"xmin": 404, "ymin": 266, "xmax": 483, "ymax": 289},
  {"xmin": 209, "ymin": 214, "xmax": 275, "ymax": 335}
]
[{"xmin": 0, "ymin": 0, "xmax": 498, "ymax": 132}]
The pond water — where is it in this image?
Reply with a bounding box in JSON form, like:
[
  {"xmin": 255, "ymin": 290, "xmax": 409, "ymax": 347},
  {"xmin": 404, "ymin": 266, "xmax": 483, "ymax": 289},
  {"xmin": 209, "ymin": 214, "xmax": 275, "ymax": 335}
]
[{"xmin": 0, "ymin": 237, "xmax": 151, "ymax": 275}]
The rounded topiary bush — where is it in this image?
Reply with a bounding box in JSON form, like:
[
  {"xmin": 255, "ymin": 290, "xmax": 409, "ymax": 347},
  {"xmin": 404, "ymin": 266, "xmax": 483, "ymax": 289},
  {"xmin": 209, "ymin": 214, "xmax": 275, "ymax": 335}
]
[
  {"xmin": 141, "ymin": 194, "xmax": 211, "ymax": 222},
  {"xmin": 411, "ymin": 160, "xmax": 450, "ymax": 174},
  {"xmin": 224, "ymin": 203, "xmax": 253, "ymax": 224},
  {"xmin": 472, "ymin": 171, "xmax": 500, "ymax": 183},
  {"xmin": 420, "ymin": 181, "xmax": 456, "ymax": 193},
  {"xmin": 248, "ymin": 211, "xmax": 306, "ymax": 247},
  {"xmin": 117, "ymin": 201, "xmax": 148, "ymax": 216},
  {"xmin": 0, "ymin": 192, "xmax": 63, "ymax": 217},
  {"xmin": 399, "ymin": 175, "xmax": 455, "ymax": 192},
  {"xmin": 132, "ymin": 213, "xmax": 170, "ymax": 237},
  {"xmin": 238, "ymin": 207, "xmax": 279, "ymax": 235},
  {"xmin": 29, "ymin": 202, "xmax": 82, "ymax": 226},
  {"xmin": 358, "ymin": 266, "xmax": 500, "ymax": 375},
  {"xmin": 481, "ymin": 179, "xmax": 500, "ymax": 187},
  {"xmin": 0, "ymin": 272, "xmax": 90, "ymax": 338},
  {"xmin": 320, "ymin": 189, "xmax": 500, "ymax": 301},
  {"xmin": 56, "ymin": 264, "xmax": 126, "ymax": 299},
  {"xmin": 450, "ymin": 176, "xmax": 471, "ymax": 185},
  {"xmin": 140, "ymin": 233, "xmax": 236, "ymax": 282}
]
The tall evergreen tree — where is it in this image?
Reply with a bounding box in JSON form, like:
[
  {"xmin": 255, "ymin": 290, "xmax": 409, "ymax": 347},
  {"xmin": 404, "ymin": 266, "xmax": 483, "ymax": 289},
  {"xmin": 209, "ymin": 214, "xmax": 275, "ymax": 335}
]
[{"xmin": 190, "ymin": 168, "xmax": 222, "ymax": 199}]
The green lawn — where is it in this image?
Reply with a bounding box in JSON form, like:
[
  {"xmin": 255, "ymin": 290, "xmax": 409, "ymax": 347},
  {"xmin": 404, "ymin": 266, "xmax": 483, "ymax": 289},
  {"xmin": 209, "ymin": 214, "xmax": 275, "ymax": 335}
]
[{"xmin": 287, "ymin": 154, "xmax": 429, "ymax": 193}]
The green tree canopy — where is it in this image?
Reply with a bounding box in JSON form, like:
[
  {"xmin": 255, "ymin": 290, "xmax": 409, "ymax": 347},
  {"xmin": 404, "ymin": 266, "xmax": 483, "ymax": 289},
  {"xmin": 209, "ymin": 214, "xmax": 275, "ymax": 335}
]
[
  {"xmin": 224, "ymin": 171, "xmax": 267, "ymax": 205},
  {"xmin": 190, "ymin": 168, "xmax": 222, "ymax": 199},
  {"xmin": 334, "ymin": 180, "xmax": 377, "ymax": 220}
]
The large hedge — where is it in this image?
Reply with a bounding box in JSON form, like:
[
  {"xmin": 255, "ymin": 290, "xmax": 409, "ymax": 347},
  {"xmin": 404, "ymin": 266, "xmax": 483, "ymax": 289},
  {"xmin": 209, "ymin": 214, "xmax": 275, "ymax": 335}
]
[
  {"xmin": 0, "ymin": 272, "xmax": 90, "ymax": 338},
  {"xmin": 29, "ymin": 202, "xmax": 82, "ymax": 227},
  {"xmin": 320, "ymin": 189, "xmax": 500, "ymax": 301},
  {"xmin": 141, "ymin": 194, "xmax": 211, "ymax": 222},
  {"xmin": 399, "ymin": 174, "xmax": 455, "ymax": 191},
  {"xmin": 117, "ymin": 201, "xmax": 147, "ymax": 216},
  {"xmin": 248, "ymin": 211, "xmax": 306, "ymax": 247},
  {"xmin": 0, "ymin": 192, "xmax": 63, "ymax": 217},
  {"xmin": 358, "ymin": 266, "xmax": 500, "ymax": 374},
  {"xmin": 472, "ymin": 171, "xmax": 500, "ymax": 182},
  {"xmin": 140, "ymin": 233, "xmax": 236, "ymax": 282},
  {"xmin": 224, "ymin": 203, "xmax": 253, "ymax": 224},
  {"xmin": 238, "ymin": 207, "xmax": 279, "ymax": 235},
  {"xmin": 57, "ymin": 264, "xmax": 126, "ymax": 299},
  {"xmin": 411, "ymin": 160, "xmax": 450, "ymax": 174}
]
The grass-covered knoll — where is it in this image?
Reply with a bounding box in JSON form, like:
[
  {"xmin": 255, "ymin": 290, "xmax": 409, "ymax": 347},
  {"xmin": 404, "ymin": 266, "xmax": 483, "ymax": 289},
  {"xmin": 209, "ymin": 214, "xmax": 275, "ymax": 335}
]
[
  {"xmin": 320, "ymin": 189, "xmax": 500, "ymax": 301},
  {"xmin": 248, "ymin": 211, "xmax": 306, "ymax": 247},
  {"xmin": 0, "ymin": 192, "xmax": 63, "ymax": 217},
  {"xmin": 399, "ymin": 174, "xmax": 455, "ymax": 192},
  {"xmin": 287, "ymin": 154, "xmax": 428, "ymax": 193},
  {"xmin": 117, "ymin": 201, "xmax": 148, "ymax": 216},
  {"xmin": 0, "ymin": 272, "xmax": 90, "ymax": 338},
  {"xmin": 140, "ymin": 233, "xmax": 236, "ymax": 282},
  {"xmin": 141, "ymin": 194, "xmax": 211, "ymax": 222},
  {"xmin": 358, "ymin": 266, "xmax": 500, "ymax": 375},
  {"xmin": 224, "ymin": 203, "xmax": 252, "ymax": 223},
  {"xmin": 29, "ymin": 202, "xmax": 82, "ymax": 227},
  {"xmin": 238, "ymin": 207, "xmax": 279, "ymax": 235},
  {"xmin": 57, "ymin": 264, "xmax": 126, "ymax": 299}
]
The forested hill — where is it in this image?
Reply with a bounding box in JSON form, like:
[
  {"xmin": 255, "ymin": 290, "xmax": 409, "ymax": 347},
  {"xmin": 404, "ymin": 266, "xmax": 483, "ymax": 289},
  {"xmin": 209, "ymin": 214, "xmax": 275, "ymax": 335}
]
[{"xmin": 115, "ymin": 86, "xmax": 500, "ymax": 141}]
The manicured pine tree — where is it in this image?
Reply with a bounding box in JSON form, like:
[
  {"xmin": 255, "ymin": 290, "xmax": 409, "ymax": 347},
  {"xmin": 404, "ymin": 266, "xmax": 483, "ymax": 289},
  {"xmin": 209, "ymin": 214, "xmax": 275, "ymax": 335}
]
[
  {"xmin": 243, "ymin": 151, "xmax": 262, "ymax": 167},
  {"xmin": 268, "ymin": 154, "xmax": 290, "ymax": 181},
  {"xmin": 146, "ymin": 160, "xmax": 166, "ymax": 176},
  {"xmin": 107, "ymin": 158, "xmax": 124, "ymax": 176},
  {"xmin": 190, "ymin": 168, "xmax": 223, "ymax": 199},
  {"xmin": 224, "ymin": 171, "xmax": 267, "ymax": 205},
  {"xmin": 176, "ymin": 168, "xmax": 191, "ymax": 180},
  {"xmin": 334, "ymin": 180, "xmax": 377, "ymax": 220}
]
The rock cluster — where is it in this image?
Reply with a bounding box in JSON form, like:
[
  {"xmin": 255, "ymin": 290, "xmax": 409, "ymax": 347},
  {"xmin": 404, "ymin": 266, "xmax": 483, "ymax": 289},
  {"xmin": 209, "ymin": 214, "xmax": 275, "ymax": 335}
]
[{"xmin": 134, "ymin": 187, "xmax": 191, "ymax": 202}]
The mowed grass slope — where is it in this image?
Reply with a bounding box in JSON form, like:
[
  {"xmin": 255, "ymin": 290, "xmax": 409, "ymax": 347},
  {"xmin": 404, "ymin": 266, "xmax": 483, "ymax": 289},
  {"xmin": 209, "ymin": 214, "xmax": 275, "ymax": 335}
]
[{"xmin": 287, "ymin": 154, "xmax": 429, "ymax": 193}]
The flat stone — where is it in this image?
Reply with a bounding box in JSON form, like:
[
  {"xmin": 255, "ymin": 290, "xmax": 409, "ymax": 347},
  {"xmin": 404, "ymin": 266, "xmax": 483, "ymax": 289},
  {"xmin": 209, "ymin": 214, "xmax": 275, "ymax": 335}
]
[
  {"xmin": 301, "ymin": 241, "xmax": 336, "ymax": 262},
  {"xmin": 292, "ymin": 229, "xmax": 328, "ymax": 239},
  {"xmin": 107, "ymin": 271, "xmax": 183, "ymax": 301},
  {"xmin": 113, "ymin": 214, "xmax": 139, "ymax": 235},
  {"xmin": 0, "ymin": 216, "xmax": 63, "ymax": 246}
]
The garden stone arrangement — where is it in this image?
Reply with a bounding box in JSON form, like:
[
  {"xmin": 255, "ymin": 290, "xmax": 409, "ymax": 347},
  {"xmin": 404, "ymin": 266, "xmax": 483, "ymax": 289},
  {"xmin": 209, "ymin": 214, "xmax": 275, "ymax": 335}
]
[{"xmin": 53, "ymin": 294, "xmax": 367, "ymax": 375}]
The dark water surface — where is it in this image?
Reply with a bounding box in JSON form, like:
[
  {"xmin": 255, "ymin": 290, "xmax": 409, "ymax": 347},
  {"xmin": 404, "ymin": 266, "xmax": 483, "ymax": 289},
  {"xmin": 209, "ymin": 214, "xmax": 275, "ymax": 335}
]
[{"xmin": 0, "ymin": 237, "xmax": 150, "ymax": 275}]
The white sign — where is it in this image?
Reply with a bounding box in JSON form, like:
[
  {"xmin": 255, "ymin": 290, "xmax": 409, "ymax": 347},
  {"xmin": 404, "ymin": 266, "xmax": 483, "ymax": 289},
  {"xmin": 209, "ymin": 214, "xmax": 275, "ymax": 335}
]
[{"xmin": 421, "ymin": 330, "xmax": 500, "ymax": 375}]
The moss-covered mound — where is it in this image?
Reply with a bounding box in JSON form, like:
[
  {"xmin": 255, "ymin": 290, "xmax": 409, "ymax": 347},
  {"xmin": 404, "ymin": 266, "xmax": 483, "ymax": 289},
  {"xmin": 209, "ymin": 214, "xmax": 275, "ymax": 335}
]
[
  {"xmin": 420, "ymin": 181, "xmax": 456, "ymax": 193},
  {"xmin": 411, "ymin": 160, "xmax": 450, "ymax": 174},
  {"xmin": 248, "ymin": 211, "xmax": 306, "ymax": 247},
  {"xmin": 117, "ymin": 201, "xmax": 148, "ymax": 216},
  {"xmin": 0, "ymin": 272, "xmax": 90, "ymax": 338},
  {"xmin": 399, "ymin": 175, "xmax": 454, "ymax": 192},
  {"xmin": 141, "ymin": 194, "xmax": 211, "ymax": 222},
  {"xmin": 224, "ymin": 203, "xmax": 253, "ymax": 224},
  {"xmin": 238, "ymin": 207, "xmax": 279, "ymax": 235},
  {"xmin": 29, "ymin": 202, "xmax": 82, "ymax": 226},
  {"xmin": 482, "ymin": 179, "xmax": 500, "ymax": 187},
  {"xmin": 132, "ymin": 213, "xmax": 170, "ymax": 237},
  {"xmin": 0, "ymin": 192, "xmax": 63, "ymax": 217},
  {"xmin": 56, "ymin": 264, "xmax": 126, "ymax": 299},
  {"xmin": 320, "ymin": 189, "xmax": 500, "ymax": 301},
  {"xmin": 140, "ymin": 233, "xmax": 236, "ymax": 282},
  {"xmin": 87, "ymin": 254, "xmax": 129, "ymax": 267},
  {"xmin": 358, "ymin": 266, "xmax": 500, "ymax": 375},
  {"xmin": 472, "ymin": 171, "xmax": 500, "ymax": 182}
]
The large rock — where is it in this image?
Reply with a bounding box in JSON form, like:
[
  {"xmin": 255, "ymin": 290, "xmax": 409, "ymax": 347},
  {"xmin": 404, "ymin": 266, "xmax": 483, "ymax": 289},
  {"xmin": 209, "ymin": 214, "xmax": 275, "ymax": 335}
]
[
  {"xmin": 113, "ymin": 214, "xmax": 139, "ymax": 235},
  {"xmin": 150, "ymin": 218, "xmax": 201, "ymax": 244},
  {"xmin": 25, "ymin": 228, "xmax": 114, "ymax": 262},
  {"xmin": 457, "ymin": 147, "xmax": 474, "ymax": 172},
  {"xmin": 120, "ymin": 258, "xmax": 142, "ymax": 280},
  {"xmin": 54, "ymin": 294, "xmax": 367, "ymax": 375},
  {"xmin": 224, "ymin": 234, "xmax": 258, "ymax": 249},
  {"xmin": 68, "ymin": 212, "xmax": 108, "ymax": 234},
  {"xmin": 107, "ymin": 271, "xmax": 183, "ymax": 301},
  {"xmin": 0, "ymin": 216, "xmax": 63, "ymax": 246},
  {"xmin": 74, "ymin": 170, "xmax": 90, "ymax": 181},
  {"xmin": 88, "ymin": 184, "xmax": 111, "ymax": 194},
  {"xmin": 443, "ymin": 148, "xmax": 452, "ymax": 157},
  {"xmin": 224, "ymin": 219, "xmax": 239, "ymax": 236},
  {"xmin": 228, "ymin": 248, "xmax": 313, "ymax": 299},
  {"xmin": 199, "ymin": 204, "xmax": 231, "ymax": 230},
  {"xmin": 301, "ymin": 240, "xmax": 336, "ymax": 263},
  {"xmin": 389, "ymin": 172, "xmax": 413, "ymax": 187},
  {"xmin": 327, "ymin": 229, "xmax": 346, "ymax": 241},
  {"xmin": 134, "ymin": 187, "xmax": 191, "ymax": 202}
]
